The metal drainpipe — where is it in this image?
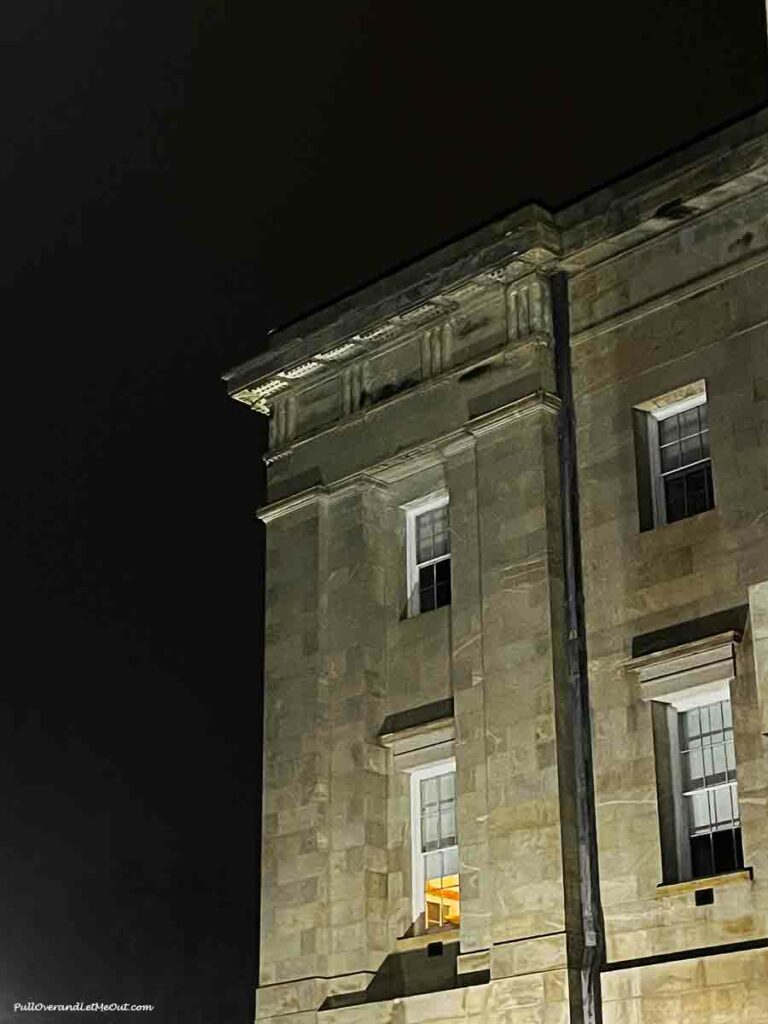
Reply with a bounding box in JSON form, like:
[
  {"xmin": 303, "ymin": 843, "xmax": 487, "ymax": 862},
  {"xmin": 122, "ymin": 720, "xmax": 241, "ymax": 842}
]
[{"xmin": 550, "ymin": 270, "xmax": 605, "ymax": 1024}]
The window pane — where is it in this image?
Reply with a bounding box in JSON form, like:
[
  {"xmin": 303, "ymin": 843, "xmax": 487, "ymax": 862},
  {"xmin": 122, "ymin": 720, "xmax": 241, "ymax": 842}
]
[
  {"xmin": 681, "ymin": 434, "xmax": 701, "ymax": 466},
  {"xmin": 416, "ymin": 506, "xmax": 449, "ymax": 563},
  {"xmin": 435, "ymin": 563, "xmax": 451, "ymax": 609},
  {"xmin": 664, "ymin": 474, "xmax": 687, "ymax": 523},
  {"xmin": 660, "ymin": 442, "xmax": 680, "ymax": 472},
  {"xmin": 439, "ymin": 772, "xmax": 455, "ymax": 799},
  {"xmin": 702, "ymin": 745, "xmax": 714, "ymax": 781},
  {"xmin": 711, "ymin": 827, "xmax": 742, "ymax": 874},
  {"xmin": 698, "ymin": 403, "xmax": 708, "ymax": 429},
  {"xmin": 442, "ymin": 847, "xmax": 459, "ymax": 875},
  {"xmin": 714, "ymin": 785, "xmax": 736, "ymax": 827},
  {"xmin": 424, "ymin": 850, "xmax": 443, "ymax": 881},
  {"xmin": 690, "ymin": 833, "xmax": 715, "ymax": 878},
  {"xmin": 710, "ymin": 743, "xmax": 727, "ymax": 780},
  {"xmin": 658, "ymin": 414, "xmax": 679, "ymax": 444},
  {"xmin": 708, "ymin": 700, "xmax": 720, "ymax": 733},
  {"xmin": 686, "ymin": 464, "xmax": 711, "ymax": 516},
  {"xmin": 421, "ymin": 777, "xmax": 439, "ymax": 808},
  {"xmin": 423, "ymin": 845, "xmax": 460, "ymax": 929},
  {"xmin": 679, "ymin": 408, "xmax": 700, "ymax": 437},
  {"xmin": 421, "ymin": 813, "xmax": 439, "ymax": 851},
  {"xmin": 440, "ymin": 808, "xmax": 456, "ymax": 845},
  {"xmin": 683, "ymin": 747, "xmax": 704, "ymax": 788},
  {"xmin": 688, "ymin": 791, "xmax": 711, "ymax": 832},
  {"xmin": 682, "ymin": 708, "xmax": 701, "ymax": 740},
  {"xmin": 419, "ymin": 565, "xmax": 436, "ymax": 612}
]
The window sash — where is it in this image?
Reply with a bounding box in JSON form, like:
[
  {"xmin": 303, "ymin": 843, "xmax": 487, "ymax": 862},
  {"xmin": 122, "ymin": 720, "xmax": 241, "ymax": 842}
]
[
  {"xmin": 404, "ymin": 493, "xmax": 450, "ymax": 616},
  {"xmin": 647, "ymin": 395, "xmax": 714, "ymax": 526},
  {"xmin": 410, "ymin": 760, "xmax": 459, "ymax": 931},
  {"xmin": 675, "ymin": 697, "xmax": 743, "ymax": 879}
]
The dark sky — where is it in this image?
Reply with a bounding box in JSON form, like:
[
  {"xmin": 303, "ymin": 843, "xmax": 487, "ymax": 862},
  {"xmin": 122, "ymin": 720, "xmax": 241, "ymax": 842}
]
[{"xmin": 1, "ymin": 3, "xmax": 765, "ymax": 1022}]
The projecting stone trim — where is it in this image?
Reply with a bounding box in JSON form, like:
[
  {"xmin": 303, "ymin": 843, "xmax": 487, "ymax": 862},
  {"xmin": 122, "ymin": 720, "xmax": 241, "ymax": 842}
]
[
  {"xmin": 570, "ymin": 235, "xmax": 768, "ymax": 345},
  {"xmin": 626, "ymin": 630, "xmax": 741, "ymax": 705},
  {"xmin": 654, "ymin": 867, "xmax": 753, "ymax": 898},
  {"xmin": 379, "ymin": 709, "xmax": 455, "ymax": 772},
  {"xmin": 489, "ymin": 932, "xmax": 568, "ymax": 980},
  {"xmin": 378, "ymin": 699, "xmax": 454, "ymax": 740},
  {"xmin": 631, "ymin": 606, "xmax": 748, "ymax": 659},
  {"xmin": 466, "ymin": 390, "xmax": 560, "ymax": 437},
  {"xmin": 257, "ymin": 486, "xmax": 326, "ymax": 524},
  {"xmin": 258, "ymin": 325, "xmax": 556, "ymax": 458},
  {"xmin": 259, "ymin": 390, "xmax": 562, "ymax": 513},
  {"xmin": 505, "ymin": 272, "xmax": 552, "ymax": 343}
]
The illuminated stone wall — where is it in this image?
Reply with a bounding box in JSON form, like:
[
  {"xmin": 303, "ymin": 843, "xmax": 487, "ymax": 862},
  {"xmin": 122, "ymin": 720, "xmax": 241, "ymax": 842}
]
[{"xmin": 228, "ymin": 109, "xmax": 768, "ymax": 1024}]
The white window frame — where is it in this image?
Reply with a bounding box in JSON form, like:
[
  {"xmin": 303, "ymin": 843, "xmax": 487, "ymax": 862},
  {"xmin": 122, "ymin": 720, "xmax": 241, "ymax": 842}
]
[
  {"xmin": 408, "ymin": 757, "xmax": 458, "ymax": 929},
  {"xmin": 647, "ymin": 387, "xmax": 710, "ymax": 528},
  {"xmin": 629, "ymin": 631, "xmax": 743, "ymax": 883},
  {"xmin": 403, "ymin": 491, "xmax": 450, "ymax": 618}
]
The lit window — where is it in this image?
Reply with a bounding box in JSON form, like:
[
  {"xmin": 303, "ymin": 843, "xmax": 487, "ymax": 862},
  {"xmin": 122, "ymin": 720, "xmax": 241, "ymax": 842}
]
[
  {"xmin": 633, "ymin": 381, "xmax": 715, "ymax": 531},
  {"xmin": 405, "ymin": 494, "xmax": 451, "ymax": 616},
  {"xmin": 679, "ymin": 699, "xmax": 743, "ymax": 878},
  {"xmin": 410, "ymin": 762, "xmax": 460, "ymax": 931}
]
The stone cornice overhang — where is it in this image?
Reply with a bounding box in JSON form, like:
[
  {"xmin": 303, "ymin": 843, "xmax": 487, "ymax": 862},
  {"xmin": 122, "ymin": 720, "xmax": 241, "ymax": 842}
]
[
  {"xmin": 257, "ymin": 389, "xmax": 561, "ymax": 522},
  {"xmin": 223, "ymin": 204, "xmax": 559, "ymax": 407},
  {"xmin": 223, "ymin": 107, "xmax": 768, "ymax": 412}
]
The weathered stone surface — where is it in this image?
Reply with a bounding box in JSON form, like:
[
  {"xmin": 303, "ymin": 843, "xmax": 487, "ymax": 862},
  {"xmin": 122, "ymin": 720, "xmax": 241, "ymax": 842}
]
[{"xmin": 231, "ymin": 109, "xmax": 768, "ymax": 1023}]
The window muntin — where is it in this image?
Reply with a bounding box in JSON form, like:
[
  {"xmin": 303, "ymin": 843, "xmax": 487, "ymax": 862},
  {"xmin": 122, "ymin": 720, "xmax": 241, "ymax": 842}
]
[
  {"xmin": 634, "ymin": 382, "xmax": 715, "ymax": 531},
  {"xmin": 410, "ymin": 762, "xmax": 460, "ymax": 931},
  {"xmin": 405, "ymin": 495, "xmax": 451, "ymax": 616},
  {"xmin": 656, "ymin": 399, "xmax": 714, "ymax": 523},
  {"xmin": 679, "ymin": 699, "xmax": 743, "ymax": 878}
]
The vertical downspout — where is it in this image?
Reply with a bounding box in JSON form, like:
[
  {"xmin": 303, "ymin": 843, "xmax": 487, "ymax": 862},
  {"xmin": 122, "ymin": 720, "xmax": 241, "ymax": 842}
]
[{"xmin": 550, "ymin": 271, "xmax": 605, "ymax": 1023}]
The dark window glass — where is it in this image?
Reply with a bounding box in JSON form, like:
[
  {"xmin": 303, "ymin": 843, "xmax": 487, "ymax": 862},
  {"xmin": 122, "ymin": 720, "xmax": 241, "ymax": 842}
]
[
  {"xmin": 680, "ymin": 699, "xmax": 743, "ymax": 880},
  {"xmin": 418, "ymin": 561, "xmax": 451, "ymax": 612},
  {"xmin": 690, "ymin": 827, "xmax": 743, "ymax": 878},
  {"xmin": 435, "ymin": 559, "xmax": 451, "ymax": 608},
  {"xmin": 657, "ymin": 400, "xmax": 713, "ymax": 524},
  {"xmin": 419, "ymin": 566, "xmax": 436, "ymax": 613},
  {"xmin": 664, "ymin": 463, "xmax": 714, "ymax": 523}
]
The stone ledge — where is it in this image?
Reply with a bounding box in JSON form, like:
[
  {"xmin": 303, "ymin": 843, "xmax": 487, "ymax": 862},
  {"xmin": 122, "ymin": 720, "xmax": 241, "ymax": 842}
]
[
  {"xmin": 655, "ymin": 867, "xmax": 753, "ymax": 898},
  {"xmin": 394, "ymin": 930, "xmax": 460, "ymax": 954}
]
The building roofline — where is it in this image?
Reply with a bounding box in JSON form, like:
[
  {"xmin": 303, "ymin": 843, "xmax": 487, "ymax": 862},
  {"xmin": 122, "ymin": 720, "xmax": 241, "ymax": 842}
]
[{"xmin": 224, "ymin": 103, "xmax": 768, "ymax": 394}]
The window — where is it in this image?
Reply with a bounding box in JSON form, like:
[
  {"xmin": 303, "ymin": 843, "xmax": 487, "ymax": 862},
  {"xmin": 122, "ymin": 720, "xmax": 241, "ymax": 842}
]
[
  {"xmin": 405, "ymin": 494, "xmax": 451, "ymax": 616},
  {"xmin": 679, "ymin": 699, "xmax": 743, "ymax": 878},
  {"xmin": 656, "ymin": 397, "xmax": 713, "ymax": 524},
  {"xmin": 633, "ymin": 381, "xmax": 715, "ymax": 531},
  {"xmin": 410, "ymin": 761, "xmax": 460, "ymax": 931},
  {"xmin": 629, "ymin": 628, "xmax": 745, "ymax": 884}
]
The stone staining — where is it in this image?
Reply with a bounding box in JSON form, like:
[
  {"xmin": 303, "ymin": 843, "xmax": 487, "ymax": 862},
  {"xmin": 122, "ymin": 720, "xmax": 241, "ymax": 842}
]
[
  {"xmin": 340, "ymin": 363, "xmax": 366, "ymax": 416},
  {"xmin": 505, "ymin": 271, "xmax": 552, "ymax": 342},
  {"xmin": 420, "ymin": 325, "xmax": 452, "ymax": 381},
  {"xmin": 225, "ymin": 108, "xmax": 768, "ymax": 1024},
  {"xmin": 268, "ymin": 392, "xmax": 295, "ymax": 448}
]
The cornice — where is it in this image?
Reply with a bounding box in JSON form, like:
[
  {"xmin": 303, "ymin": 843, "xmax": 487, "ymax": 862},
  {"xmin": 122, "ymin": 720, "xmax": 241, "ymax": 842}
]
[
  {"xmin": 257, "ymin": 389, "xmax": 561, "ymax": 521},
  {"xmin": 224, "ymin": 208, "xmax": 560, "ymax": 404},
  {"xmin": 624, "ymin": 630, "xmax": 742, "ymax": 674},
  {"xmin": 467, "ymin": 390, "xmax": 561, "ymax": 437}
]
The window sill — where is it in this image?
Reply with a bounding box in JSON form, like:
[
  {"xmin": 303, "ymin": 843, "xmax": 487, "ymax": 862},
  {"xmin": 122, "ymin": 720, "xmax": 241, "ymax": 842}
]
[
  {"xmin": 640, "ymin": 505, "xmax": 719, "ymax": 536},
  {"xmin": 655, "ymin": 867, "xmax": 753, "ymax": 898},
  {"xmin": 395, "ymin": 927, "xmax": 460, "ymax": 953}
]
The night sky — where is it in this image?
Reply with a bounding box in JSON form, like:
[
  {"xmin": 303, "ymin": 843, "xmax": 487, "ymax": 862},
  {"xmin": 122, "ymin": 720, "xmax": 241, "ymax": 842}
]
[{"xmin": 1, "ymin": 3, "xmax": 765, "ymax": 1022}]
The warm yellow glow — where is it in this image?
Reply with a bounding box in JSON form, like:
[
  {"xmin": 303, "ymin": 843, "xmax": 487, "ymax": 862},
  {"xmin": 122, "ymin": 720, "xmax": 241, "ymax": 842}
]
[{"xmin": 425, "ymin": 873, "xmax": 460, "ymax": 928}]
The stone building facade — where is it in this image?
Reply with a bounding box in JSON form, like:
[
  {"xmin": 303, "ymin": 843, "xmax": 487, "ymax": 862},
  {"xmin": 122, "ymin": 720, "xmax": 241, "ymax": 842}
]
[{"xmin": 225, "ymin": 110, "xmax": 768, "ymax": 1023}]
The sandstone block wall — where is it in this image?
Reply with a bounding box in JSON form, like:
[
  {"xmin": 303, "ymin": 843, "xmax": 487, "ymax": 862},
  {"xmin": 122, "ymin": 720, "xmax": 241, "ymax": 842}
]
[{"xmin": 230, "ymin": 111, "xmax": 768, "ymax": 1024}]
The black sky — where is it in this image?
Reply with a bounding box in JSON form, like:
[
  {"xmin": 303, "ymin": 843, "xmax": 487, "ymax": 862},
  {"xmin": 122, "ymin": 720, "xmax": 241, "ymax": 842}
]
[{"xmin": 1, "ymin": 3, "xmax": 765, "ymax": 1022}]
